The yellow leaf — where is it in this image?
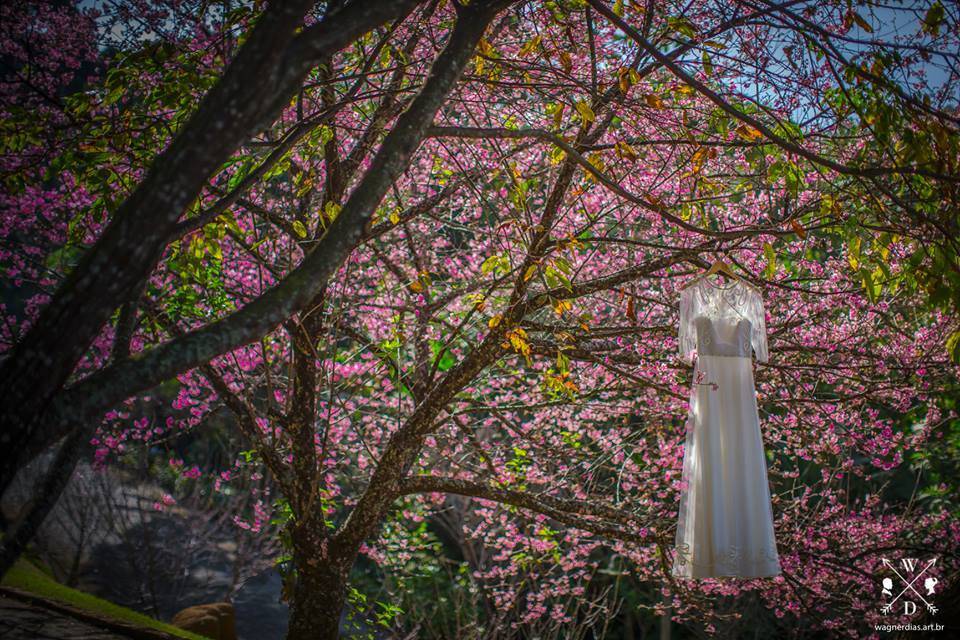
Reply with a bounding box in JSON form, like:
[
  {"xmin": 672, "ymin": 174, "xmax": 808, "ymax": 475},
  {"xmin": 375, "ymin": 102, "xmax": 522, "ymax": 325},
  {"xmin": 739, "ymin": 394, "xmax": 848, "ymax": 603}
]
[
  {"xmin": 586, "ymin": 151, "xmax": 606, "ymax": 178},
  {"xmin": 408, "ymin": 280, "xmax": 423, "ymax": 293},
  {"xmin": 879, "ymin": 242, "xmax": 890, "ymax": 262},
  {"xmin": 524, "ymin": 265, "xmax": 537, "ymax": 282},
  {"xmin": 552, "ymin": 103, "xmax": 565, "ymax": 128},
  {"xmin": 292, "ymin": 220, "xmax": 307, "ymax": 238},
  {"xmin": 559, "ymin": 51, "xmax": 573, "ymax": 74},
  {"xmin": 505, "ymin": 327, "xmax": 531, "ymax": 356},
  {"xmin": 488, "ymin": 314, "xmax": 503, "ymax": 329},
  {"xmin": 616, "ymin": 140, "xmax": 638, "ymax": 162},
  {"xmin": 575, "ymin": 100, "xmax": 595, "ymax": 125},
  {"xmin": 519, "ymin": 35, "xmax": 541, "ymax": 58},
  {"xmin": 847, "ymin": 236, "xmax": 861, "ymax": 270},
  {"xmin": 690, "ymin": 146, "xmax": 710, "ymax": 172},
  {"xmin": 389, "ymin": 209, "xmax": 400, "ymax": 225},
  {"xmin": 763, "ymin": 242, "xmax": 776, "ymax": 278},
  {"xmin": 553, "ymin": 299, "xmax": 572, "ymax": 315},
  {"xmin": 548, "ymin": 145, "xmax": 566, "ymax": 164},
  {"xmin": 477, "ymin": 38, "xmax": 494, "ymax": 57},
  {"xmin": 324, "ymin": 201, "xmax": 341, "ymax": 223}
]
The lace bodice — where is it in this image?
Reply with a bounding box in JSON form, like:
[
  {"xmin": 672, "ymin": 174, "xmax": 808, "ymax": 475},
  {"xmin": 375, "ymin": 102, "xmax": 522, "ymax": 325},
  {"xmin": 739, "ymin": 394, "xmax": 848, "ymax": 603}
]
[{"xmin": 678, "ymin": 277, "xmax": 768, "ymax": 364}]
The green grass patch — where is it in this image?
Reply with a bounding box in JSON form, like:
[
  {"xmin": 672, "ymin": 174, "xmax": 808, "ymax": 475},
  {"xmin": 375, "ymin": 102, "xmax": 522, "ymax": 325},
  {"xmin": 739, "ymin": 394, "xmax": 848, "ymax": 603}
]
[{"xmin": 2, "ymin": 558, "xmax": 207, "ymax": 639}]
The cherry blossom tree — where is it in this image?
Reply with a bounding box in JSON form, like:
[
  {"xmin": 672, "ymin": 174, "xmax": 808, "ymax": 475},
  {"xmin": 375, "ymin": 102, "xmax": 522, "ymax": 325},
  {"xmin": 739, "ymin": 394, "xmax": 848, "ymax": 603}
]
[{"xmin": 2, "ymin": 1, "xmax": 959, "ymax": 639}]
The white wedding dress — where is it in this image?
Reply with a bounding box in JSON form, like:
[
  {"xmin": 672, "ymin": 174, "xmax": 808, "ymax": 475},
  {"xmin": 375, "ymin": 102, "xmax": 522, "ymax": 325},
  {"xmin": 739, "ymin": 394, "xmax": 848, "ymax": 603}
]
[{"xmin": 672, "ymin": 276, "xmax": 781, "ymax": 578}]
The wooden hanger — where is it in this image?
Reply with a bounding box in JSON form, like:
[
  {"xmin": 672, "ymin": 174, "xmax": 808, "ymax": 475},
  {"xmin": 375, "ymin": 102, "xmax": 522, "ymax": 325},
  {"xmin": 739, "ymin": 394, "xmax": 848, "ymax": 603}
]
[
  {"xmin": 702, "ymin": 257, "xmax": 738, "ymax": 281},
  {"xmin": 681, "ymin": 255, "xmax": 759, "ymax": 292}
]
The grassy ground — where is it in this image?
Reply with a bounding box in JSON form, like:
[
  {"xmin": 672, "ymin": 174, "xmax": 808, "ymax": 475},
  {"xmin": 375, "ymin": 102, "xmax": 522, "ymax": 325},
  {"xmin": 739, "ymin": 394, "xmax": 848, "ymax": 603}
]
[{"xmin": 2, "ymin": 558, "xmax": 208, "ymax": 639}]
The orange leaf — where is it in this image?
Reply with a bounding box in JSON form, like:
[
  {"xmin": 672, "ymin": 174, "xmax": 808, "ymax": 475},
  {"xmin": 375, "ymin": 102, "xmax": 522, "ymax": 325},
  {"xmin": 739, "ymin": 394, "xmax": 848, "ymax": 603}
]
[
  {"xmin": 790, "ymin": 219, "xmax": 807, "ymax": 239},
  {"xmin": 735, "ymin": 124, "xmax": 764, "ymax": 141},
  {"xmin": 644, "ymin": 94, "xmax": 666, "ymax": 109},
  {"xmin": 618, "ymin": 68, "xmax": 632, "ymax": 94},
  {"xmin": 690, "ymin": 146, "xmax": 710, "ymax": 172},
  {"xmin": 553, "ymin": 299, "xmax": 572, "ymax": 316}
]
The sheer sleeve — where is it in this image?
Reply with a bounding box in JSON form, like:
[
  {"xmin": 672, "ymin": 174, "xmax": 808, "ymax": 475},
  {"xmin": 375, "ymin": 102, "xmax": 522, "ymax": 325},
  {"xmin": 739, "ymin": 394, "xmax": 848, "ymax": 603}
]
[
  {"xmin": 678, "ymin": 286, "xmax": 696, "ymax": 365},
  {"xmin": 748, "ymin": 288, "xmax": 769, "ymax": 363}
]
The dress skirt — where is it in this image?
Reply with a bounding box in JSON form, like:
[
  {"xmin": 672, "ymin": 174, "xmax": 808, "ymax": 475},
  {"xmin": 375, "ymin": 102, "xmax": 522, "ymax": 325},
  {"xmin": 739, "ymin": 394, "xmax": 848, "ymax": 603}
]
[{"xmin": 672, "ymin": 353, "xmax": 781, "ymax": 578}]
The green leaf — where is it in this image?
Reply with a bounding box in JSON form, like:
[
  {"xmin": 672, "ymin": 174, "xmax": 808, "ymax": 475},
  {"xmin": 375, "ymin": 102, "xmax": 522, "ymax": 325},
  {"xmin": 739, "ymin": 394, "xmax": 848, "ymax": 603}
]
[
  {"xmin": 852, "ymin": 12, "xmax": 873, "ymax": 33},
  {"xmin": 763, "ymin": 242, "xmax": 776, "ymax": 279},
  {"xmin": 481, "ymin": 253, "xmax": 509, "ymax": 276},
  {"xmin": 667, "ymin": 16, "xmax": 698, "ymax": 39},
  {"xmin": 319, "ymin": 125, "xmax": 334, "ymax": 147},
  {"xmin": 946, "ymin": 330, "xmax": 960, "ymax": 364},
  {"xmin": 430, "ymin": 340, "xmax": 456, "ymax": 372},
  {"xmin": 861, "ymin": 267, "xmax": 881, "ymax": 303},
  {"xmin": 218, "ymin": 213, "xmax": 243, "ymax": 236},
  {"xmin": 702, "ymin": 51, "xmax": 714, "ymax": 77},
  {"xmin": 784, "ymin": 162, "xmax": 802, "ymax": 198},
  {"xmin": 923, "ymin": 2, "xmax": 945, "ymax": 37}
]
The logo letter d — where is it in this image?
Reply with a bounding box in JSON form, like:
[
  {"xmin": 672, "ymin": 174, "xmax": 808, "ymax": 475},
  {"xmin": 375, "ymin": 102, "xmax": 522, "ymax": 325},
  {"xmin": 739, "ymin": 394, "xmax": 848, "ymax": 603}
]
[{"xmin": 904, "ymin": 601, "xmax": 916, "ymax": 616}]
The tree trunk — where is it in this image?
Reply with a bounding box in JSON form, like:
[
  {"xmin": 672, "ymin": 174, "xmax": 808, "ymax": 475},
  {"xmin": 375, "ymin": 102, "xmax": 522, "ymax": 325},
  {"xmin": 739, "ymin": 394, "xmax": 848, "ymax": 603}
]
[
  {"xmin": 286, "ymin": 520, "xmax": 348, "ymax": 640},
  {"xmin": 286, "ymin": 561, "xmax": 348, "ymax": 640},
  {"xmin": 0, "ymin": 423, "xmax": 88, "ymax": 578}
]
